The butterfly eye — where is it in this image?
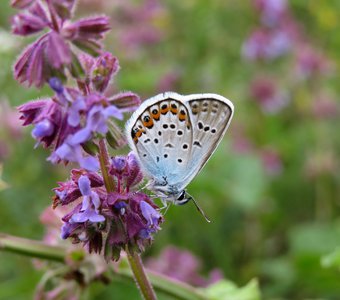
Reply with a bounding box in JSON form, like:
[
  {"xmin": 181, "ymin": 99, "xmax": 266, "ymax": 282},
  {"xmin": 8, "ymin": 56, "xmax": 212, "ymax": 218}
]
[
  {"xmin": 177, "ymin": 190, "xmax": 186, "ymax": 201},
  {"xmin": 176, "ymin": 190, "xmax": 190, "ymax": 205}
]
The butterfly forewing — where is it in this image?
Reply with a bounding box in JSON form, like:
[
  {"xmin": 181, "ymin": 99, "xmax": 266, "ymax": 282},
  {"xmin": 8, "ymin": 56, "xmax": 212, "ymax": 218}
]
[
  {"xmin": 126, "ymin": 93, "xmax": 194, "ymax": 185},
  {"xmin": 178, "ymin": 95, "xmax": 233, "ymax": 189}
]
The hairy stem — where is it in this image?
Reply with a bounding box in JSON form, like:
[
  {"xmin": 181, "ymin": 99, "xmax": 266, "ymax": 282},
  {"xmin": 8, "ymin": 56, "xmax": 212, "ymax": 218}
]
[
  {"xmin": 98, "ymin": 139, "xmax": 115, "ymax": 192},
  {"xmin": 0, "ymin": 233, "xmax": 65, "ymax": 262},
  {"xmin": 97, "ymin": 139, "xmax": 157, "ymax": 299},
  {"xmin": 126, "ymin": 245, "xmax": 157, "ymax": 300}
]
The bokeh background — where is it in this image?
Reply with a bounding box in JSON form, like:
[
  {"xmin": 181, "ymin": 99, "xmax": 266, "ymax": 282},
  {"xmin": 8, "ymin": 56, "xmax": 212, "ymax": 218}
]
[{"xmin": 1, "ymin": 0, "xmax": 340, "ymax": 299}]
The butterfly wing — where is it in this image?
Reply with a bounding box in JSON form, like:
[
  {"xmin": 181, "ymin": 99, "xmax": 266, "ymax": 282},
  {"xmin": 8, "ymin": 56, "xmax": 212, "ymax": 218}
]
[
  {"xmin": 126, "ymin": 92, "xmax": 194, "ymax": 186},
  {"xmin": 176, "ymin": 93, "xmax": 234, "ymax": 190}
]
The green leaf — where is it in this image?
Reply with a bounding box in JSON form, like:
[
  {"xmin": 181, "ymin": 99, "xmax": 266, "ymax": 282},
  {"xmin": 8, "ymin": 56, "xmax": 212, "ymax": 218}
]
[
  {"xmin": 82, "ymin": 140, "xmax": 99, "ymax": 156},
  {"xmin": 69, "ymin": 51, "xmax": 85, "ymax": 79},
  {"xmin": 321, "ymin": 247, "xmax": 340, "ymax": 269},
  {"xmin": 203, "ymin": 278, "xmax": 261, "ymax": 300}
]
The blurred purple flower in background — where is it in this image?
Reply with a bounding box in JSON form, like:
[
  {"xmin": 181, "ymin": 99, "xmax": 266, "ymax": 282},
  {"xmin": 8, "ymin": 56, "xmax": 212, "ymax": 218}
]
[
  {"xmin": 242, "ymin": 28, "xmax": 292, "ymax": 61},
  {"xmin": 146, "ymin": 246, "xmax": 223, "ymax": 287},
  {"xmin": 311, "ymin": 94, "xmax": 339, "ymax": 119},
  {"xmin": 250, "ymin": 77, "xmax": 289, "ymax": 114},
  {"xmin": 295, "ymin": 45, "xmax": 333, "ymax": 80},
  {"xmin": 231, "ymin": 124, "xmax": 255, "ymax": 155},
  {"xmin": 157, "ymin": 70, "xmax": 181, "ymax": 93},
  {"xmin": 260, "ymin": 148, "xmax": 283, "ymax": 176},
  {"xmin": 111, "ymin": 0, "xmax": 167, "ymax": 57},
  {"xmin": 254, "ymin": 0, "xmax": 288, "ymax": 27},
  {"xmin": 0, "ymin": 100, "xmax": 23, "ymax": 161}
]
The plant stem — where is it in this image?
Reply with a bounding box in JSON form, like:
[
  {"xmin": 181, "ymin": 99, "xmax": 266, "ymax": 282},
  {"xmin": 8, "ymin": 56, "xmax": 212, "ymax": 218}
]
[
  {"xmin": 97, "ymin": 139, "xmax": 157, "ymax": 299},
  {"xmin": 0, "ymin": 233, "xmax": 206, "ymax": 300},
  {"xmin": 126, "ymin": 246, "xmax": 157, "ymax": 300},
  {"xmin": 98, "ymin": 139, "xmax": 115, "ymax": 192},
  {"xmin": 0, "ymin": 233, "xmax": 65, "ymax": 262}
]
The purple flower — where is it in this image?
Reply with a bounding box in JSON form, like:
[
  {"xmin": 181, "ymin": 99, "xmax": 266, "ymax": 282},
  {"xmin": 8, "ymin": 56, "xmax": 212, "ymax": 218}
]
[
  {"xmin": 12, "ymin": 3, "xmax": 110, "ymax": 87},
  {"xmin": 49, "ymin": 77, "xmax": 64, "ymax": 94},
  {"xmin": 51, "ymin": 0, "xmax": 77, "ymax": 20},
  {"xmin": 55, "ymin": 154, "xmax": 163, "ymax": 260},
  {"xmin": 18, "ymin": 98, "xmax": 62, "ymax": 147},
  {"xmin": 11, "ymin": 12, "xmax": 46, "ymax": 35},
  {"xmin": 11, "ymin": 0, "xmax": 35, "ymax": 9},
  {"xmin": 108, "ymin": 92, "xmax": 141, "ymax": 113},
  {"xmin": 51, "ymin": 139, "xmax": 99, "ymax": 171},
  {"xmin": 110, "ymin": 156, "xmax": 129, "ymax": 179},
  {"xmin": 32, "ymin": 119, "xmax": 54, "ymax": 139},
  {"xmin": 140, "ymin": 200, "xmax": 162, "ymax": 236},
  {"xmin": 126, "ymin": 152, "xmax": 143, "ymax": 188},
  {"xmin": 46, "ymin": 31, "xmax": 72, "ymax": 69},
  {"xmin": 63, "ymin": 16, "xmax": 111, "ymax": 41},
  {"xmin": 67, "ymin": 96, "xmax": 86, "ymax": 127},
  {"xmin": 70, "ymin": 104, "xmax": 123, "ymax": 145},
  {"xmin": 91, "ymin": 52, "xmax": 120, "ymax": 92},
  {"xmin": 53, "ymin": 169, "xmax": 104, "ymax": 207},
  {"xmin": 14, "ymin": 34, "xmax": 47, "ymax": 87},
  {"xmin": 70, "ymin": 176, "xmax": 105, "ymax": 223},
  {"xmin": 18, "ymin": 78, "xmax": 134, "ymax": 170}
]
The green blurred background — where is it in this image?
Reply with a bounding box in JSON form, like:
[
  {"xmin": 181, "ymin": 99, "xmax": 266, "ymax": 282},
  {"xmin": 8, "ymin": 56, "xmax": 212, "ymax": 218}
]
[{"xmin": 1, "ymin": 0, "xmax": 340, "ymax": 299}]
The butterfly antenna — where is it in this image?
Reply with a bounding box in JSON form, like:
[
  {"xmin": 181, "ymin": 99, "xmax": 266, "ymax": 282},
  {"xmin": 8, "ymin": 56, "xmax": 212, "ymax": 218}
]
[{"xmin": 188, "ymin": 195, "xmax": 211, "ymax": 223}]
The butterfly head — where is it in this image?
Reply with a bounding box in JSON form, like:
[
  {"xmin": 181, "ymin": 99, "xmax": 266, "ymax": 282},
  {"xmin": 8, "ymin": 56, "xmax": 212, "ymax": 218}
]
[
  {"xmin": 153, "ymin": 184, "xmax": 211, "ymax": 222},
  {"xmin": 174, "ymin": 190, "xmax": 191, "ymax": 205},
  {"xmin": 151, "ymin": 181, "xmax": 189, "ymax": 205}
]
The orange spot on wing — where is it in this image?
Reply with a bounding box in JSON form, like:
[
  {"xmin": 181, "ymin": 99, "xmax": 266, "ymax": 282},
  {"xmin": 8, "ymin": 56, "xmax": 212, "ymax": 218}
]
[
  {"xmin": 143, "ymin": 118, "xmax": 154, "ymax": 128},
  {"xmin": 151, "ymin": 110, "xmax": 161, "ymax": 120},
  {"xmin": 160, "ymin": 105, "xmax": 169, "ymax": 115},
  {"xmin": 179, "ymin": 110, "xmax": 186, "ymax": 121},
  {"xmin": 135, "ymin": 129, "xmax": 144, "ymax": 138},
  {"xmin": 170, "ymin": 107, "xmax": 178, "ymax": 114}
]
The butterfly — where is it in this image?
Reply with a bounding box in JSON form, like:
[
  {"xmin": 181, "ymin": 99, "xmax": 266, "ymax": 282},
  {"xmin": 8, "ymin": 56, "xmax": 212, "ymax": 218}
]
[{"xmin": 126, "ymin": 92, "xmax": 234, "ymax": 220}]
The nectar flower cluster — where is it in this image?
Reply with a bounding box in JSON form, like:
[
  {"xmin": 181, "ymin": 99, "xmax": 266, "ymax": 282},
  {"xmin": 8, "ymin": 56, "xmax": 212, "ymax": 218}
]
[
  {"xmin": 18, "ymin": 52, "xmax": 140, "ymax": 171},
  {"xmin": 11, "ymin": 0, "xmax": 110, "ymax": 87},
  {"xmin": 53, "ymin": 153, "xmax": 163, "ymax": 261},
  {"xmin": 12, "ymin": 0, "xmax": 162, "ymax": 267}
]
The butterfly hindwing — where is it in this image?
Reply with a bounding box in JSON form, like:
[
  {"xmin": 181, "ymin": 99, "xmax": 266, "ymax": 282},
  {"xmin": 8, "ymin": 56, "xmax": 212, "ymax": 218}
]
[{"xmin": 178, "ymin": 94, "xmax": 234, "ymax": 189}]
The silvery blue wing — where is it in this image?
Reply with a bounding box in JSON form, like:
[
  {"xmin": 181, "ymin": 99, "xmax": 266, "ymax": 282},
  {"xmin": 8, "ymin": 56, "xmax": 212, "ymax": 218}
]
[{"xmin": 126, "ymin": 92, "xmax": 234, "ymax": 207}]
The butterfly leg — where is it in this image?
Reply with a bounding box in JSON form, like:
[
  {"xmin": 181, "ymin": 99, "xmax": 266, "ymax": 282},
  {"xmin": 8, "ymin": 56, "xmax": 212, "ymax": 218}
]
[{"xmin": 136, "ymin": 179, "xmax": 154, "ymax": 193}]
